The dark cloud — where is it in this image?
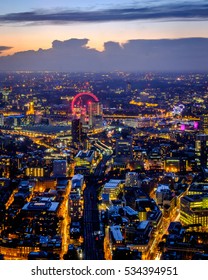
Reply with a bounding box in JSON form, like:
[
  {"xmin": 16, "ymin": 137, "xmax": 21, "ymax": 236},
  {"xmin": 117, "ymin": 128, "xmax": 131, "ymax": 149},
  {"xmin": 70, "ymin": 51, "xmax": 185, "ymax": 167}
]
[
  {"xmin": 0, "ymin": 37, "xmax": 208, "ymax": 72},
  {"xmin": 0, "ymin": 2, "xmax": 208, "ymax": 24},
  {"xmin": 0, "ymin": 46, "xmax": 12, "ymax": 54},
  {"xmin": 52, "ymin": 38, "xmax": 89, "ymax": 49}
]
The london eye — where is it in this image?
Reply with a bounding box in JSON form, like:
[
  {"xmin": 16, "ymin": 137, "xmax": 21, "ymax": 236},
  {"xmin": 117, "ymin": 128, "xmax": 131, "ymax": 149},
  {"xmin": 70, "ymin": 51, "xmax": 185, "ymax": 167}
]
[{"xmin": 71, "ymin": 92, "xmax": 99, "ymax": 116}]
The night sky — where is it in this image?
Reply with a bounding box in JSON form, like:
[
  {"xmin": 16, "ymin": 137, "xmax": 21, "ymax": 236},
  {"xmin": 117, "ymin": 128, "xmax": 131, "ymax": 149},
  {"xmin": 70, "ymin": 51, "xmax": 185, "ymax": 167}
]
[{"xmin": 0, "ymin": 0, "xmax": 208, "ymax": 71}]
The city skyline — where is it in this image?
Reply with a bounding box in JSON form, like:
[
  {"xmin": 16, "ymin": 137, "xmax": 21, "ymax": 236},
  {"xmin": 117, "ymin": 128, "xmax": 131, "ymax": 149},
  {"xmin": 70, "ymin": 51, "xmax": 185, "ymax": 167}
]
[
  {"xmin": 0, "ymin": 70, "xmax": 208, "ymax": 261},
  {"xmin": 0, "ymin": 0, "xmax": 208, "ymax": 71},
  {"xmin": 1, "ymin": 1, "xmax": 208, "ymax": 263}
]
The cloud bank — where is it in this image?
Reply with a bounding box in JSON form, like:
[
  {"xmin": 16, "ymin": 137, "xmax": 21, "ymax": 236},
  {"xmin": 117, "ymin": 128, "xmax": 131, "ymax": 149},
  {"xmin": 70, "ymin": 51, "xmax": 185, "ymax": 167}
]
[
  {"xmin": 0, "ymin": 38, "xmax": 208, "ymax": 72},
  {"xmin": 0, "ymin": 1, "xmax": 208, "ymax": 24}
]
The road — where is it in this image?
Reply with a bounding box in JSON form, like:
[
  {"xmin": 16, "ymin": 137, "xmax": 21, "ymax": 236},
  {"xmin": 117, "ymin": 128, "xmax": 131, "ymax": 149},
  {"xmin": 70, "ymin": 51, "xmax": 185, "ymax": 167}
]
[
  {"xmin": 83, "ymin": 184, "xmax": 101, "ymax": 259},
  {"xmin": 83, "ymin": 156, "xmax": 111, "ymax": 259},
  {"xmin": 59, "ymin": 180, "xmax": 71, "ymax": 259}
]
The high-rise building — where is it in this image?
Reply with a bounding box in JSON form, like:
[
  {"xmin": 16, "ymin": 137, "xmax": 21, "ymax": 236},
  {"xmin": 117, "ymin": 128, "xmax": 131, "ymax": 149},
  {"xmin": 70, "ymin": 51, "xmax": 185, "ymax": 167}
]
[
  {"xmin": 88, "ymin": 102, "xmax": 103, "ymax": 128},
  {"xmin": 195, "ymin": 134, "xmax": 208, "ymax": 167},
  {"xmin": 71, "ymin": 119, "xmax": 82, "ymax": 143}
]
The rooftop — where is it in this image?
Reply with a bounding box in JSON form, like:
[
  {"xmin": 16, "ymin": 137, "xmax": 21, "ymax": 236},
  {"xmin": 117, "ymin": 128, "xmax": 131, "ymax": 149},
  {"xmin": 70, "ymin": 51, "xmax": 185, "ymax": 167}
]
[
  {"xmin": 104, "ymin": 180, "xmax": 122, "ymax": 189},
  {"xmin": 110, "ymin": 225, "xmax": 123, "ymax": 242},
  {"xmin": 22, "ymin": 201, "xmax": 59, "ymax": 212}
]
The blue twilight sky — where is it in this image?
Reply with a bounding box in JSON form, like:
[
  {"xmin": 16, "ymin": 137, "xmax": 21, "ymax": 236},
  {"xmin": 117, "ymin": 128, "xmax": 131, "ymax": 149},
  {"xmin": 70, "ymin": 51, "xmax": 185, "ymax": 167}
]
[
  {"xmin": 1, "ymin": 0, "xmax": 163, "ymax": 13},
  {"xmin": 0, "ymin": 0, "xmax": 207, "ymax": 71}
]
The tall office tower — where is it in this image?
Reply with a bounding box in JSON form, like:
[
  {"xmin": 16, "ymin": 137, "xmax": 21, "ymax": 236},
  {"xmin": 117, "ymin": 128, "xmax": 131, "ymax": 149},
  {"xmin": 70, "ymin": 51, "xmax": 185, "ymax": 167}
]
[
  {"xmin": 71, "ymin": 119, "xmax": 82, "ymax": 143},
  {"xmin": 88, "ymin": 101, "xmax": 103, "ymax": 127},
  {"xmin": 195, "ymin": 134, "xmax": 208, "ymax": 167}
]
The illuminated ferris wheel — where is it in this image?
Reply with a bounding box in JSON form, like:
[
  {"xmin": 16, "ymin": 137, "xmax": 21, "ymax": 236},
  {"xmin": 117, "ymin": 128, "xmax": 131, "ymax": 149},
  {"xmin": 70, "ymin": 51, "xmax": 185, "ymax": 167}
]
[{"xmin": 71, "ymin": 92, "xmax": 99, "ymax": 116}]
